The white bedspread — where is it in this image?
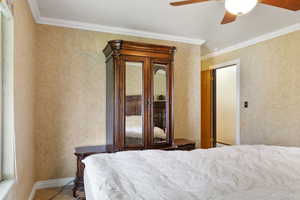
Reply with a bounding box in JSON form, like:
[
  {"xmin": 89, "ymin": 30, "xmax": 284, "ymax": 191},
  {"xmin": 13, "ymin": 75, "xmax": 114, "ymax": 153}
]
[
  {"xmin": 126, "ymin": 115, "xmax": 166, "ymax": 139},
  {"xmin": 83, "ymin": 145, "xmax": 300, "ymax": 200}
]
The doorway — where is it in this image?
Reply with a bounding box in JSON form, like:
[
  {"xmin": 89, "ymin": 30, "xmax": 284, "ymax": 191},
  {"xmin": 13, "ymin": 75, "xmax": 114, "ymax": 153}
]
[{"xmin": 201, "ymin": 60, "xmax": 240, "ymax": 148}]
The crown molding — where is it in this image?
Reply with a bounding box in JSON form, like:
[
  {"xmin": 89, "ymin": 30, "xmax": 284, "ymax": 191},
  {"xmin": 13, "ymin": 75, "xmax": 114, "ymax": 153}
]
[
  {"xmin": 37, "ymin": 17, "xmax": 206, "ymax": 45},
  {"xmin": 28, "ymin": 0, "xmax": 300, "ymax": 57},
  {"xmin": 27, "ymin": 0, "xmax": 40, "ymax": 21},
  {"xmin": 202, "ymin": 23, "xmax": 300, "ymax": 60},
  {"xmin": 27, "ymin": 0, "xmax": 205, "ymax": 46}
]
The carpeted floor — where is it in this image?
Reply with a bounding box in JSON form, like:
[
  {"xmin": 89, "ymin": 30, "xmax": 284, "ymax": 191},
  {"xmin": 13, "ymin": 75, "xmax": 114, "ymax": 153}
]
[{"xmin": 34, "ymin": 186, "xmax": 75, "ymax": 200}]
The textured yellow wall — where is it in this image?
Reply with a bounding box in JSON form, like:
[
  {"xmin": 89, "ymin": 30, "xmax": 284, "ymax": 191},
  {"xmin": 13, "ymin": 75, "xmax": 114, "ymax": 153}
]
[
  {"xmin": 35, "ymin": 25, "xmax": 201, "ymax": 181},
  {"xmin": 12, "ymin": 0, "xmax": 36, "ymax": 199},
  {"xmin": 202, "ymin": 30, "xmax": 300, "ymax": 146}
]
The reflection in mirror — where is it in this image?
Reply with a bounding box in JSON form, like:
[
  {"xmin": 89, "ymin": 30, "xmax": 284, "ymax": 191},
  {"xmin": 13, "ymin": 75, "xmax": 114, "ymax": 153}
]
[
  {"xmin": 125, "ymin": 62, "xmax": 143, "ymax": 146},
  {"xmin": 153, "ymin": 64, "xmax": 167, "ymax": 144}
]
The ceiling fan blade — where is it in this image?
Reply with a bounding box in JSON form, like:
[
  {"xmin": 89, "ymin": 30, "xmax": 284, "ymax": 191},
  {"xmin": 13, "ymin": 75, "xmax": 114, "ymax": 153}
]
[
  {"xmin": 260, "ymin": 0, "xmax": 300, "ymax": 11},
  {"xmin": 170, "ymin": 0, "xmax": 210, "ymax": 6},
  {"xmin": 221, "ymin": 11, "xmax": 237, "ymax": 24}
]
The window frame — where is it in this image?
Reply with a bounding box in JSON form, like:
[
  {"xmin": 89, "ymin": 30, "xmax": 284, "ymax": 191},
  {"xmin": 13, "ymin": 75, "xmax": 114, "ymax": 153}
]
[{"xmin": 0, "ymin": 1, "xmax": 16, "ymax": 199}]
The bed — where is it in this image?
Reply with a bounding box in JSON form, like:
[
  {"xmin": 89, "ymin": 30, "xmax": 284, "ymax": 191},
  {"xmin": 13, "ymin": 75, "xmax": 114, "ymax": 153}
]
[{"xmin": 83, "ymin": 145, "xmax": 300, "ymax": 200}]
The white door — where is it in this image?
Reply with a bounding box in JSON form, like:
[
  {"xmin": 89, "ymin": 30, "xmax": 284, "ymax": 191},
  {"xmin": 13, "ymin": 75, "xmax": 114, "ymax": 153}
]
[{"xmin": 216, "ymin": 65, "xmax": 238, "ymax": 145}]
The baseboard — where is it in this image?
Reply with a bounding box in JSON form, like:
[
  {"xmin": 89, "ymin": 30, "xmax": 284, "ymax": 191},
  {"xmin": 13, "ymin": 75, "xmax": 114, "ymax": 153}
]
[
  {"xmin": 28, "ymin": 177, "xmax": 74, "ymax": 200},
  {"xmin": 28, "ymin": 183, "xmax": 38, "ymax": 200}
]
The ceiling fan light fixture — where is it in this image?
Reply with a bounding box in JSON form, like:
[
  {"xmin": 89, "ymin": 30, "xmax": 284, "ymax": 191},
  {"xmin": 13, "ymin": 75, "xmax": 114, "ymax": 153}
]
[{"xmin": 225, "ymin": 0, "xmax": 258, "ymax": 15}]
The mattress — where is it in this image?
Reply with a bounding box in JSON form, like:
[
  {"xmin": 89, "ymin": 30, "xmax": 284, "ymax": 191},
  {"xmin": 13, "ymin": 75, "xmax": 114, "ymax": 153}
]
[{"xmin": 83, "ymin": 145, "xmax": 300, "ymax": 200}]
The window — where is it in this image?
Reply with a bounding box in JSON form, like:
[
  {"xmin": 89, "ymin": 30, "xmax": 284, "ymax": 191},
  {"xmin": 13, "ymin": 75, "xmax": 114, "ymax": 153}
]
[{"xmin": 0, "ymin": 0, "xmax": 15, "ymax": 196}]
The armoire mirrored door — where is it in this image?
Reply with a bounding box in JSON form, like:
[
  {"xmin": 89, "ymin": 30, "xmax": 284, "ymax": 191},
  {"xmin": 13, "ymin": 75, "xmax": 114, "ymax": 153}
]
[
  {"xmin": 150, "ymin": 62, "xmax": 170, "ymax": 146},
  {"xmin": 123, "ymin": 58, "xmax": 147, "ymax": 148}
]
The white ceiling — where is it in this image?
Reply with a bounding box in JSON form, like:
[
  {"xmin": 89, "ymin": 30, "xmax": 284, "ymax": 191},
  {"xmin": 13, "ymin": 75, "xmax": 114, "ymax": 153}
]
[{"xmin": 32, "ymin": 0, "xmax": 300, "ymax": 55}]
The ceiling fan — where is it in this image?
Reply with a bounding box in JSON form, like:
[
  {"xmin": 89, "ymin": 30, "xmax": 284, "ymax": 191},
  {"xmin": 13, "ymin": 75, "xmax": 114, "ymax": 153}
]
[{"xmin": 170, "ymin": 0, "xmax": 300, "ymax": 24}]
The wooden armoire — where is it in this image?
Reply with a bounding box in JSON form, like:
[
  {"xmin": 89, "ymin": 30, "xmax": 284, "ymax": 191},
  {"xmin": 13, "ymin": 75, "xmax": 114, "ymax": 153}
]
[{"xmin": 103, "ymin": 40, "xmax": 176, "ymax": 151}]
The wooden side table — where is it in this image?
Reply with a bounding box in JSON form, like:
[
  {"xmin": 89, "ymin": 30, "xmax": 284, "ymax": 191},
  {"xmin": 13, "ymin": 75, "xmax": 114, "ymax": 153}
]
[
  {"xmin": 164, "ymin": 138, "xmax": 196, "ymax": 151},
  {"xmin": 73, "ymin": 145, "xmax": 113, "ymax": 199}
]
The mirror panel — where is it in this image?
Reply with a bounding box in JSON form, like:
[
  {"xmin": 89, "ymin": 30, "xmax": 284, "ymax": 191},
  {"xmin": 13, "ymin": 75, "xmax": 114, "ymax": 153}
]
[
  {"xmin": 125, "ymin": 62, "xmax": 144, "ymax": 146},
  {"xmin": 152, "ymin": 64, "xmax": 168, "ymax": 144}
]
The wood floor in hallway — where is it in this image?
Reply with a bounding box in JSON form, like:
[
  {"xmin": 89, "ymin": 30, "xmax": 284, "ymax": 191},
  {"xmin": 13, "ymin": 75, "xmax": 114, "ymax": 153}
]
[{"xmin": 34, "ymin": 186, "xmax": 75, "ymax": 200}]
